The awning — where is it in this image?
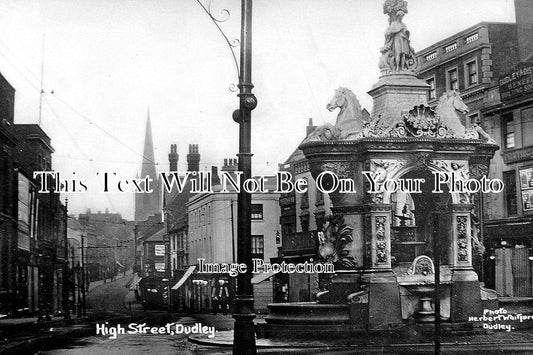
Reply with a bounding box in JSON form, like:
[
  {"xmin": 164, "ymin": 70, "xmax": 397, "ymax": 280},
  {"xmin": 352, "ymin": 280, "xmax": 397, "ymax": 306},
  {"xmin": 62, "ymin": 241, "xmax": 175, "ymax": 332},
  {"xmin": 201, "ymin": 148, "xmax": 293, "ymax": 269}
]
[
  {"xmin": 116, "ymin": 260, "xmax": 124, "ymax": 268},
  {"xmin": 171, "ymin": 265, "xmax": 196, "ymax": 290},
  {"xmin": 129, "ymin": 276, "xmax": 142, "ymax": 290},
  {"xmin": 251, "ymin": 271, "xmax": 278, "ymax": 284}
]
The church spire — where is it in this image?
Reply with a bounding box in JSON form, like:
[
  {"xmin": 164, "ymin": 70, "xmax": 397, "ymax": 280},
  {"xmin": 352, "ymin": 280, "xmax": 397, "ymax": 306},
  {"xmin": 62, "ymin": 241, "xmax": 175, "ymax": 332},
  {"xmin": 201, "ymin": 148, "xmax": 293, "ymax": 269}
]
[
  {"xmin": 135, "ymin": 108, "xmax": 161, "ymax": 222},
  {"xmin": 141, "ymin": 108, "xmax": 156, "ymax": 171}
]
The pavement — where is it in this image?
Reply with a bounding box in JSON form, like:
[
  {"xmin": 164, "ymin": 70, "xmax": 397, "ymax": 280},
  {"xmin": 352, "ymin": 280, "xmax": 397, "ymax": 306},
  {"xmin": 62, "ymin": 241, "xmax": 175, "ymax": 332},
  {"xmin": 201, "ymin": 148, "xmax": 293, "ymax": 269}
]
[
  {"xmin": 0, "ymin": 271, "xmax": 138, "ymax": 354},
  {"xmin": 189, "ymin": 313, "xmax": 533, "ymax": 353},
  {"xmin": 0, "ymin": 271, "xmax": 134, "ymax": 329},
  {"xmin": 3, "ymin": 274, "xmax": 533, "ymax": 354},
  {"xmin": 189, "ymin": 328, "xmax": 533, "ymax": 353}
]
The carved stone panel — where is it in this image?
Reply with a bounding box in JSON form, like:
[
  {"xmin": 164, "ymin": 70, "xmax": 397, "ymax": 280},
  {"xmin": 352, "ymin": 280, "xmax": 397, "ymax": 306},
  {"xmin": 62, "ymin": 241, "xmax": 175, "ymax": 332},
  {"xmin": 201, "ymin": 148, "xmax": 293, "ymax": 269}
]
[
  {"xmin": 456, "ymin": 216, "xmax": 469, "ymax": 263},
  {"xmin": 366, "ymin": 159, "xmax": 408, "ymax": 203},
  {"xmin": 375, "ymin": 216, "xmax": 388, "ymax": 264}
]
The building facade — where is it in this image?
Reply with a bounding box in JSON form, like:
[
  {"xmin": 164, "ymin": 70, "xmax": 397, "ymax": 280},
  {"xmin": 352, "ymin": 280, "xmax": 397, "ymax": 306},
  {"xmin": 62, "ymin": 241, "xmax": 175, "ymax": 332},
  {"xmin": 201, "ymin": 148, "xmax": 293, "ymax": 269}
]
[
  {"xmin": 415, "ymin": 0, "xmax": 533, "ymax": 297},
  {"xmin": 416, "ymin": 22, "xmax": 519, "ymax": 120},
  {"xmin": 0, "ymin": 74, "xmax": 68, "ymax": 318},
  {"xmin": 182, "ymin": 167, "xmax": 281, "ymax": 313},
  {"xmin": 276, "ymin": 119, "xmax": 332, "ymax": 303}
]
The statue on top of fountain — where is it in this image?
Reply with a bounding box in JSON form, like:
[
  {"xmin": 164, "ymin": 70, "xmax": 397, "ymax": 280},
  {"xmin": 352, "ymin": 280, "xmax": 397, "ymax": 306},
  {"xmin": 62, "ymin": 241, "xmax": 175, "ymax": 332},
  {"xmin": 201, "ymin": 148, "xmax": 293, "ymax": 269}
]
[{"xmin": 379, "ymin": 0, "xmax": 417, "ymax": 74}]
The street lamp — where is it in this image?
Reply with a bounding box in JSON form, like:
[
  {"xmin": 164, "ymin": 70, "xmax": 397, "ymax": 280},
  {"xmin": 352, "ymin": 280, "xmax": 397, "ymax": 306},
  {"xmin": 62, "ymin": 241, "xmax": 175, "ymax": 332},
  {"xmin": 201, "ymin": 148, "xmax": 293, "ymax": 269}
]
[
  {"xmin": 195, "ymin": 0, "xmax": 257, "ymax": 352},
  {"xmin": 231, "ymin": 1, "xmax": 257, "ymax": 354}
]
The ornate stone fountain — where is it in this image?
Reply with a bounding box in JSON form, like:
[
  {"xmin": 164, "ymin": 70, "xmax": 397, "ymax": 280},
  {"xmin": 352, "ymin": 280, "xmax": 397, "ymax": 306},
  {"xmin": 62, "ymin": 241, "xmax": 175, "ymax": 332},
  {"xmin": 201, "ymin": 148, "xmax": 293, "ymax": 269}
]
[{"xmin": 263, "ymin": 0, "xmax": 498, "ymax": 337}]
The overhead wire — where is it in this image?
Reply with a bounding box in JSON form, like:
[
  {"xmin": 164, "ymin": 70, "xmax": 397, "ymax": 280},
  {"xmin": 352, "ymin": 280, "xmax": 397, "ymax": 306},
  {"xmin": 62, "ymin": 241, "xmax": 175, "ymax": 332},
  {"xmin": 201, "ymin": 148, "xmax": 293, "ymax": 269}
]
[
  {"xmin": 0, "ymin": 40, "xmax": 157, "ymax": 165},
  {"xmin": 43, "ymin": 96, "xmax": 121, "ymax": 213}
]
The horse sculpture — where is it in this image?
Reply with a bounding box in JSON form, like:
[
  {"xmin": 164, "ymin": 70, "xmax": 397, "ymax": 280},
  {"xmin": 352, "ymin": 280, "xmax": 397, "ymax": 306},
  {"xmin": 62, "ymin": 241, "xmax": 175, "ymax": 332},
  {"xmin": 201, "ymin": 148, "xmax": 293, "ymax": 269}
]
[
  {"xmin": 305, "ymin": 87, "xmax": 365, "ymax": 141},
  {"xmin": 435, "ymin": 91, "xmax": 497, "ymax": 143},
  {"xmin": 435, "ymin": 91, "xmax": 469, "ymax": 137}
]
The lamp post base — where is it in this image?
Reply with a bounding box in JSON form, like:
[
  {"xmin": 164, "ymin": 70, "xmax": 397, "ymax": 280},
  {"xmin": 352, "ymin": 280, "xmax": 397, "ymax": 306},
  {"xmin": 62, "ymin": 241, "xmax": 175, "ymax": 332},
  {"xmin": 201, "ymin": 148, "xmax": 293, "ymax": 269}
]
[{"xmin": 233, "ymin": 296, "xmax": 256, "ymax": 354}]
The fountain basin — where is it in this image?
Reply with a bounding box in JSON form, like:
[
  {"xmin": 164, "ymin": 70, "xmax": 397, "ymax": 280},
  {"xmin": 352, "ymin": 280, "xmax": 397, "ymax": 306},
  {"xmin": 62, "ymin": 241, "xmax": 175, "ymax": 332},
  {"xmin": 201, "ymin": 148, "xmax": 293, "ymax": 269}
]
[
  {"xmin": 401, "ymin": 281, "xmax": 453, "ymax": 295},
  {"xmin": 258, "ymin": 302, "xmax": 368, "ymax": 338},
  {"xmin": 266, "ymin": 302, "xmax": 351, "ymax": 325}
]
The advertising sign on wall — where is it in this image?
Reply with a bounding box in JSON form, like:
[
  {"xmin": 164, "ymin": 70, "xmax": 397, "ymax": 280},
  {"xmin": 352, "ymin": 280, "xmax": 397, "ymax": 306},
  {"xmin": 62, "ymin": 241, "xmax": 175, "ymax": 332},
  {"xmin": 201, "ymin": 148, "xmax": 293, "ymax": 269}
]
[
  {"xmin": 499, "ymin": 64, "xmax": 533, "ymax": 101},
  {"xmin": 155, "ymin": 244, "xmax": 165, "ymax": 256},
  {"xmin": 519, "ymin": 167, "xmax": 533, "ymax": 211}
]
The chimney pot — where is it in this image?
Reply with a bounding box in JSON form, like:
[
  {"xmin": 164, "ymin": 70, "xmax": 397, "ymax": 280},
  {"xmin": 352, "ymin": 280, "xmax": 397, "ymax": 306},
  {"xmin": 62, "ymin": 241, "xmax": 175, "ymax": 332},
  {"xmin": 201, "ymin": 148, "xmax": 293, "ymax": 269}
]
[
  {"xmin": 187, "ymin": 143, "xmax": 200, "ymax": 171},
  {"xmin": 306, "ymin": 117, "xmax": 317, "ymax": 137}
]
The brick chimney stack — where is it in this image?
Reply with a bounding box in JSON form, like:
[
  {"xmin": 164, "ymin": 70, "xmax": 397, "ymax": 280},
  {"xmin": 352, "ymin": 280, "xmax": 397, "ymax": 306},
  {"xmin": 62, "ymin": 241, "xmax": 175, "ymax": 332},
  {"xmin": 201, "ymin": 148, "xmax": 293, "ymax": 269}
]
[
  {"xmin": 515, "ymin": 0, "xmax": 533, "ymax": 62},
  {"xmin": 168, "ymin": 144, "xmax": 179, "ymax": 172},
  {"xmin": 222, "ymin": 158, "xmax": 238, "ymax": 173},
  {"xmin": 306, "ymin": 118, "xmax": 317, "ymax": 137},
  {"xmin": 187, "ymin": 144, "xmax": 200, "ymax": 172},
  {"xmin": 211, "ymin": 166, "xmax": 221, "ymax": 186}
]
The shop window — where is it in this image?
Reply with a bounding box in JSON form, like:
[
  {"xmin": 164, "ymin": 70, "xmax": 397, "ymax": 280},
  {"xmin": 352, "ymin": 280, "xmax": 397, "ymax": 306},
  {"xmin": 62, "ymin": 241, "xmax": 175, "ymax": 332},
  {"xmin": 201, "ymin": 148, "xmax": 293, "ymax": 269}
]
[
  {"xmin": 521, "ymin": 107, "xmax": 533, "ymax": 147},
  {"xmin": 503, "ymin": 170, "xmax": 517, "ymax": 216}
]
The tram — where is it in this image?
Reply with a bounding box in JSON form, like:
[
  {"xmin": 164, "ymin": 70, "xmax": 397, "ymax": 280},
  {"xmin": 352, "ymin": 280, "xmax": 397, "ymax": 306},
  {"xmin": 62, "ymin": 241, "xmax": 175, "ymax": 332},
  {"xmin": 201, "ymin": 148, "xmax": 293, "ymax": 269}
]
[{"xmin": 138, "ymin": 277, "xmax": 170, "ymax": 309}]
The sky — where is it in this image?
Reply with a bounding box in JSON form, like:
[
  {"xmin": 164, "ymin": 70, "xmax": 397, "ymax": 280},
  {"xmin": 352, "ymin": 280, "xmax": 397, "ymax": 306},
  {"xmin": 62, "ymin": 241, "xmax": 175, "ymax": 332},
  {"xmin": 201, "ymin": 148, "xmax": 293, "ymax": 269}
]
[{"xmin": 0, "ymin": 0, "xmax": 515, "ymax": 220}]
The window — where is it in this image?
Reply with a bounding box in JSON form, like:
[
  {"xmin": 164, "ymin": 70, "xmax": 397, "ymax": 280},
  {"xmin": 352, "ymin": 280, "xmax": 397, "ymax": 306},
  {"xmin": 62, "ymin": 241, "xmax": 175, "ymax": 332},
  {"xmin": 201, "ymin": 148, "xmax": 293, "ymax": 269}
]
[
  {"xmin": 315, "ymin": 188, "xmax": 324, "ymax": 205},
  {"xmin": 300, "ymin": 179, "xmax": 309, "ymax": 209},
  {"xmin": 426, "ymin": 77, "xmax": 436, "ymax": 100},
  {"xmin": 251, "ymin": 204, "xmax": 263, "ymax": 220},
  {"xmin": 444, "ymin": 42, "xmax": 457, "ymax": 53},
  {"xmin": 300, "ymin": 214, "xmax": 309, "ymax": 232},
  {"xmin": 503, "ymin": 170, "xmax": 517, "ymax": 216},
  {"xmin": 503, "ymin": 114, "xmax": 515, "ymax": 149},
  {"xmin": 465, "ymin": 33, "xmax": 479, "ymax": 44},
  {"xmin": 282, "ymin": 223, "xmax": 296, "ymax": 238},
  {"xmin": 469, "ymin": 113, "xmax": 480, "ymax": 129},
  {"xmin": 465, "ymin": 60, "xmax": 478, "ymax": 86},
  {"xmin": 521, "ymin": 107, "xmax": 533, "ymax": 147},
  {"xmin": 251, "ymin": 235, "xmax": 264, "ymax": 259},
  {"xmin": 315, "ymin": 212, "xmax": 325, "ymax": 231},
  {"xmin": 425, "ymin": 52, "xmax": 437, "ymax": 61},
  {"xmin": 447, "ymin": 68, "xmax": 458, "ymax": 91}
]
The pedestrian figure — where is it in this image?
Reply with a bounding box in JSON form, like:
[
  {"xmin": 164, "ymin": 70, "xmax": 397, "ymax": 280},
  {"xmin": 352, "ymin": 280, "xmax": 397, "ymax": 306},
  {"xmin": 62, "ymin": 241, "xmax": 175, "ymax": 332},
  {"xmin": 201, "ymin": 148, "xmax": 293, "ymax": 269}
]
[
  {"xmin": 129, "ymin": 271, "xmax": 141, "ymax": 301},
  {"xmin": 212, "ymin": 279, "xmax": 229, "ymax": 315}
]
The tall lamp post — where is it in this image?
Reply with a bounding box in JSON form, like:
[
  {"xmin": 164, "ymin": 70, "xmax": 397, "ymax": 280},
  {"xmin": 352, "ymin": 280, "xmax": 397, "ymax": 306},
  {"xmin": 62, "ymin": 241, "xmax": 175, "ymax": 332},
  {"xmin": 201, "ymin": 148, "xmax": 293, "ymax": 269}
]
[
  {"xmin": 194, "ymin": 0, "xmax": 257, "ymax": 351},
  {"xmin": 232, "ymin": 0, "xmax": 257, "ymax": 353}
]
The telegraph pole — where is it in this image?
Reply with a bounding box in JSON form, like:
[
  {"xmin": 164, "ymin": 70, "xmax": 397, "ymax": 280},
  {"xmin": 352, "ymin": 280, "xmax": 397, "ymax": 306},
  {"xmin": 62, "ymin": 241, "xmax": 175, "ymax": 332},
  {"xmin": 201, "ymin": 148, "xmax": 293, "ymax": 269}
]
[
  {"xmin": 63, "ymin": 198, "xmax": 70, "ymax": 319},
  {"xmin": 81, "ymin": 234, "xmax": 87, "ymax": 317},
  {"xmin": 232, "ymin": 0, "xmax": 257, "ymax": 353}
]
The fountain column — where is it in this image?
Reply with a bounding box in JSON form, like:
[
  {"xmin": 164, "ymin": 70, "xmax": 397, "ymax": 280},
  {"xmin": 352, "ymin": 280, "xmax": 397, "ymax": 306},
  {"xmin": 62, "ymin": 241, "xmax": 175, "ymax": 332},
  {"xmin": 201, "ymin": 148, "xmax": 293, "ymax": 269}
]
[
  {"xmin": 440, "ymin": 203, "xmax": 483, "ymax": 321},
  {"xmin": 362, "ymin": 204, "xmax": 403, "ymax": 329}
]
